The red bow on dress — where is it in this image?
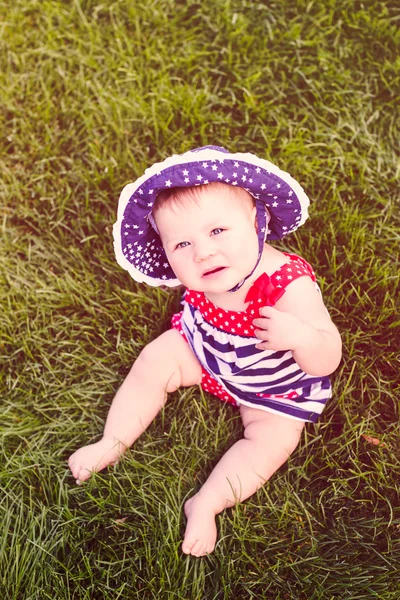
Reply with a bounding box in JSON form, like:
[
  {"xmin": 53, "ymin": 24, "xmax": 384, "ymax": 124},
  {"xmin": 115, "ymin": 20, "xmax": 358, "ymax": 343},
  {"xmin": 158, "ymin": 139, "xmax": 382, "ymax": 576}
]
[{"xmin": 244, "ymin": 273, "xmax": 286, "ymax": 307}]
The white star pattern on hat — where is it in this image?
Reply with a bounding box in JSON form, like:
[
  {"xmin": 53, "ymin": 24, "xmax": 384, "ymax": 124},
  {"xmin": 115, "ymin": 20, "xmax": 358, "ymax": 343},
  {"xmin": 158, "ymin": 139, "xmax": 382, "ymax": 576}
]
[{"xmin": 114, "ymin": 146, "xmax": 309, "ymax": 287}]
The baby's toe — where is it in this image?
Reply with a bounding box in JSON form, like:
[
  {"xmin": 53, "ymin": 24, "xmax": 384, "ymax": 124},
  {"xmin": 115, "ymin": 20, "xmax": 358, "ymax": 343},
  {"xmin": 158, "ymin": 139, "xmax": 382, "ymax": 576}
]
[
  {"xmin": 191, "ymin": 540, "xmax": 208, "ymax": 557},
  {"xmin": 182, "ymin": 533, "xmax": 198, "ymax": 555},
  {"xmin": 206, "ymin": 541, "xmax": 215, "ymax": 554},
  {"xmin": 182, "ymin": 535, "xmax": 211, "ymax": 557},
  {"xmin": 181, "ymin": 541, "xmax": 193, "ymax": 554}
]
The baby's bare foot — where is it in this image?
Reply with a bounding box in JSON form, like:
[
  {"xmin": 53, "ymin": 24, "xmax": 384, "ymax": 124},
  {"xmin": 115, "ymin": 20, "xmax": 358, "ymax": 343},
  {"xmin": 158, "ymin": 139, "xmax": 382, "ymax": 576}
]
[
  {"xmin": 182, "ymin": 493, "xmax": 218, "ymax": 557},
  {"xmin": 68, "ymin": 438, "xmax": 124, "ymax": 483}
]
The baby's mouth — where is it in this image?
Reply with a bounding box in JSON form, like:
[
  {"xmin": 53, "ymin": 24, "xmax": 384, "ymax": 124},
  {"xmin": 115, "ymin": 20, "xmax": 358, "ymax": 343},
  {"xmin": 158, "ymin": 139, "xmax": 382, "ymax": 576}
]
[{"xmin": 202, "ymin": 266, "xmax": 227, "ymax": 277}]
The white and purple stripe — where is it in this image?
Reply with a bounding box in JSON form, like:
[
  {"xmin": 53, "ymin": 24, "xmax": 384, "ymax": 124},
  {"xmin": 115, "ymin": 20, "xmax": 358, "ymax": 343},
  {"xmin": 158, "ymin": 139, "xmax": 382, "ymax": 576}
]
[{"xmin": 181, "ymin": 302, "xmax": 331, "ymax": 423}]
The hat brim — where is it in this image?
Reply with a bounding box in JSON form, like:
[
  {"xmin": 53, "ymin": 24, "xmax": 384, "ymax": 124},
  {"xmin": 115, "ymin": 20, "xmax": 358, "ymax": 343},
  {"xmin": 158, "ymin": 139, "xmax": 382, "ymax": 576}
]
[{"xmin": 113, "ymin": 146, "xmax": 310, "ymax": 287}]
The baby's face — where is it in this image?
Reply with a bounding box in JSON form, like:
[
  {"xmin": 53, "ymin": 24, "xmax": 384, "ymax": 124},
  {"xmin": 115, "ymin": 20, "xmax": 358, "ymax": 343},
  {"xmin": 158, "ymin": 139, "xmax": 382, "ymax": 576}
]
[{"xmin": 154, "ymin": 185, "xmax": 259, "ymax": 294}]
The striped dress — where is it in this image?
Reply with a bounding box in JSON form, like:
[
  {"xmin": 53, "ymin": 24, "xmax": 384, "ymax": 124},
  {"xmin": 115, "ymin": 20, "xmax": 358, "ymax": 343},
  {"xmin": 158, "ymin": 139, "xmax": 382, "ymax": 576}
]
[{"xmin": 171, "ymin": 253, "xmax": 332, "ymax": 423}]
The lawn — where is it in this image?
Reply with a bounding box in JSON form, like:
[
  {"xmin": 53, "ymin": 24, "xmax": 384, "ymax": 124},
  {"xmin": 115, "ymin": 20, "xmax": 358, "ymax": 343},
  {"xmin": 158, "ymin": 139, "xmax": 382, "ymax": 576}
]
[{"xmin": 1, "ymin": 0, "xmax": 399, "ymax": 598}]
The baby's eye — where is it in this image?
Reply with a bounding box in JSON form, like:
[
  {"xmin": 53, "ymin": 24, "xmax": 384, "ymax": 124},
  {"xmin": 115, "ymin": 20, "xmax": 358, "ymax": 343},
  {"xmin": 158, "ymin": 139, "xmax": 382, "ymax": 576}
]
[
  {"xmin": 175, "ymin": 241, "xmax": 190, "ymax": 249},
  {"xmin": 211, "ymin": 228, "xmax": 224, "ymax": 235}
]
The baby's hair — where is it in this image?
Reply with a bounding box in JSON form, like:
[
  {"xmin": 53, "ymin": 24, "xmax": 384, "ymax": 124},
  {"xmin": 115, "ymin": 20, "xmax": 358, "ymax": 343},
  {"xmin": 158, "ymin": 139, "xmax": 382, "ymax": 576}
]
[{"xmin": 153, "ymin": 182, "xmax": 255, "ymax": 215}]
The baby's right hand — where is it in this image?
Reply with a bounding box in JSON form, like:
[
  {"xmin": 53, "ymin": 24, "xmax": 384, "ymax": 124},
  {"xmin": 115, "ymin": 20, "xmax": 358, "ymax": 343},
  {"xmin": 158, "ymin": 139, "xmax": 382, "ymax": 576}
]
[{"xmin": 68, "ymin": 438, "xmax": 124, "ymax": 484}]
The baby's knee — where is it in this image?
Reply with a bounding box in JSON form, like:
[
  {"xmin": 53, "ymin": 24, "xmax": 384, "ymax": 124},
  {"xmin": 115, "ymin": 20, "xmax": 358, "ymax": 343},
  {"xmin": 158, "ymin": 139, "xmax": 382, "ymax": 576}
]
[
  {"xmin": 244, "ymin": 412, "xmax": 304, "ymax": 454},
  {"xmin": 137, "ymin": 336, "xmax": 167, "ymax": 367},
  {"xmin": 132, "ymin": 334, "xmax": 185, "ymax": 393},
  {"xmin": 134, "ymin": 331, "xmax": 198, "ymax": 392}
]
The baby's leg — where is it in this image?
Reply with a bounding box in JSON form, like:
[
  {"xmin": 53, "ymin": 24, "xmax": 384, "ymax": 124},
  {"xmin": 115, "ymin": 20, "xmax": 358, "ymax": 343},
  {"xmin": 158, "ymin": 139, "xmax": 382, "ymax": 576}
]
[
  {"xmin": 182, "ymin": 406, "xmax": 304, "ymax": 556},
  {"xmin": 68, "ymin": 330, "xmax": 202, "ymax": 483}
]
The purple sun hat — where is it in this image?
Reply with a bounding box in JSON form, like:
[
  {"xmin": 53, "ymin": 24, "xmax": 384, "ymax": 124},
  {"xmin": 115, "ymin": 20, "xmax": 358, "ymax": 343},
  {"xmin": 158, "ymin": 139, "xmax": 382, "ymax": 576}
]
[{"xmin": 113, "ymin": 146, "xmax": 310, "ymax": 287}]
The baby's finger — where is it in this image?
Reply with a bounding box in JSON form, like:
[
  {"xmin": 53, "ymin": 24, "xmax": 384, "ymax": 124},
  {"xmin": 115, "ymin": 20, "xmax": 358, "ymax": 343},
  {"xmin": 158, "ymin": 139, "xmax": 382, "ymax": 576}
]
[
  {"xmin": 256, "ymin": 342, "xmax": 269, "ymax": 351},
  {"xmin": 259, "ymin": 306, "xmax": 278, "ymax": 317},
  {"xmin": 76, "ymin": 467, "xmax": 91, "ymax": 483},
  {"xmin": 252, "ymin": 318, "xmax": 269, "ymax": 329},
  {"xmin": 69, "ymin": 461, "xmax": 79, "ymax": 480},
  {"xmin": 254, "ymin": 328, "xmax": 269, "ymax": 341}
]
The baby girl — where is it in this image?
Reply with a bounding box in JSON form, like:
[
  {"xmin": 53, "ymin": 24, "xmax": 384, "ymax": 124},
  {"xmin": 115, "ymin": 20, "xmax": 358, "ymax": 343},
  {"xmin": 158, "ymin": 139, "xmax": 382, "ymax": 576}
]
[{"xmin": 68, "ymin": 146, "xmax": 341, "ymax": 557}]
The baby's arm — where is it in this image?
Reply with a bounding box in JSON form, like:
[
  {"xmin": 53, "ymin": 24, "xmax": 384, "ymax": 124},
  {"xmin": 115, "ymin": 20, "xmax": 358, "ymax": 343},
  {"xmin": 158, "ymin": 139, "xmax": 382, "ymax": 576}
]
[
  {"xmin": 253, "ymin": 277, "xmax": 342, "ymax": 376},
  {"xmin": 68, "ymin": 330, "xmax": 202, "ymax": 483}
]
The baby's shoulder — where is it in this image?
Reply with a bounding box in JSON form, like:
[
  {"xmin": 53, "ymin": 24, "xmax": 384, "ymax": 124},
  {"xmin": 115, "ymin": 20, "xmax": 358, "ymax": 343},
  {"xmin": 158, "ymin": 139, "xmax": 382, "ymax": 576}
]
[
  {"xmin": 261, "ymin": 245, "xmax": 316, "ymax": 284},
  {"xmin": 260, "ymin": 244, "xmax": 293, "ymax": 276}
]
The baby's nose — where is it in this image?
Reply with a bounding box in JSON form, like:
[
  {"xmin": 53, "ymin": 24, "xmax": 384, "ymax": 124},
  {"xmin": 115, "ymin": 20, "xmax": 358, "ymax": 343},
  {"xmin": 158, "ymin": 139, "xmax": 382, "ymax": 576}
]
[{"xmin": 193, "ymin": 241, "xmax": 215, "ymax": 262}]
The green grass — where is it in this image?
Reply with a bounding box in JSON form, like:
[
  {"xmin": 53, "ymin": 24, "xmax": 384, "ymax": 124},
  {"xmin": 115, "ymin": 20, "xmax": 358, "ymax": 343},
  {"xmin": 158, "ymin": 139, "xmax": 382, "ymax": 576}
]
[{"xmin": 1, "ymin": 0, "xmax": 399, "ymax": 598}]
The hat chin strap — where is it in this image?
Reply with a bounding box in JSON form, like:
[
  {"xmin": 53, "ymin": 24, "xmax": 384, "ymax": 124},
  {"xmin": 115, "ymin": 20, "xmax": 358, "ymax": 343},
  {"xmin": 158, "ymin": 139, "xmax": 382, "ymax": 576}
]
[
  {"xmin": 148, "ymin": 212, "xmax": 160, "ymax": 234},
  {"xmin": 228, "ymin": 201, "xmax": 270, "ymax": 293}
]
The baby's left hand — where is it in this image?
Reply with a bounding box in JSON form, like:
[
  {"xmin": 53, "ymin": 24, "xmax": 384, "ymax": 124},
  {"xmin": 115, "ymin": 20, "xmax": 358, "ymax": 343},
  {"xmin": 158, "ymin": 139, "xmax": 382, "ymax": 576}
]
[{"xmin": 253, "ymin": 306, "xmax": 306, "ymax": 352}]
